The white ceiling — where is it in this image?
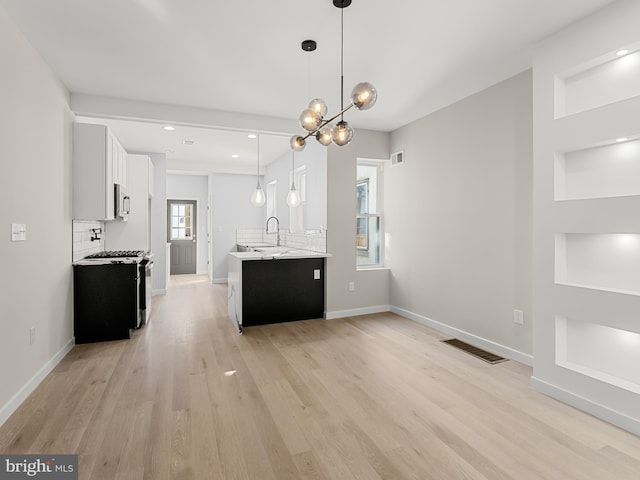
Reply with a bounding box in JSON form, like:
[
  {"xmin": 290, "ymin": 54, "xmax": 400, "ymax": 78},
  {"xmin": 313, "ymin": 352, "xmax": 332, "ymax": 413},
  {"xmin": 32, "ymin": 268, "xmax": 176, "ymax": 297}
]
[{"xmin": 1, "ymin": 0, "xmax": 615, "ymax": 172}]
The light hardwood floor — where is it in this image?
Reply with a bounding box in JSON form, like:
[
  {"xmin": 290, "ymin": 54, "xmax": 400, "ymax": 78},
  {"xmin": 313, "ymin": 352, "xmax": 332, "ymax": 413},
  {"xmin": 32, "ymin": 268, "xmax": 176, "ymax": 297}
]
[{"xmin": 1, "ymin": 274, "xmax": 639, "ymax": 479}]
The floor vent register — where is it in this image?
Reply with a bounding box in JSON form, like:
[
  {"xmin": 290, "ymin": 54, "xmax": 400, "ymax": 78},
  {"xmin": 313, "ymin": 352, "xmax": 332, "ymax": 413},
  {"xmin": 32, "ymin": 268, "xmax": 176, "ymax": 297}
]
[{"xmin": 441, "ymin": 338, "xmax": 508, "ymax": 365}]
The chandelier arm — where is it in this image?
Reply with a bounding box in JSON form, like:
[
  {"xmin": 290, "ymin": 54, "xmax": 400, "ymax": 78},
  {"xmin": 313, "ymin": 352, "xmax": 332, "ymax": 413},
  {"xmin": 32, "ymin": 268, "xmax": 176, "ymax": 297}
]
[{"xmin": 299, "ymin": 103, "xmax": 355, "ymax": 141}]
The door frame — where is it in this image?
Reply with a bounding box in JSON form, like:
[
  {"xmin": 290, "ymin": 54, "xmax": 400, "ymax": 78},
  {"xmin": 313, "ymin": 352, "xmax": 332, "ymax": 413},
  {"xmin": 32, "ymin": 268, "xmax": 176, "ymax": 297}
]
[{"xmin": 167, "ymin": 198, "xmax": 199, "ymax": 275}]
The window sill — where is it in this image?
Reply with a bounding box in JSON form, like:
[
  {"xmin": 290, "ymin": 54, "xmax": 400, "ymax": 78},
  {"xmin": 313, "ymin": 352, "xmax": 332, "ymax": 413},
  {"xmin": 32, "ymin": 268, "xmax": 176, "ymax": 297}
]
[{"xmin": 356, "ymin": 266, "xmax": 389, "ymax": 272}]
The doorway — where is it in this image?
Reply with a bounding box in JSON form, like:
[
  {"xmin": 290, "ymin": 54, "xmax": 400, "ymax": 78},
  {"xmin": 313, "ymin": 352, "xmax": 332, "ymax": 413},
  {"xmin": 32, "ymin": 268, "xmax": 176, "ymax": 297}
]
[{"xmin": 167, "ymin": 200, "xmax": 197, "ymax": 275}]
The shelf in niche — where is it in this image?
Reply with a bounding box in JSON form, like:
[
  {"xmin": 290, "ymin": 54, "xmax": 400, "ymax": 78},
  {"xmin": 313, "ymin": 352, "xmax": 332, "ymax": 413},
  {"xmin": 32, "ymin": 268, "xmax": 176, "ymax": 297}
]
[
  {"xmin": 556, "ymin": 48, "xmax": 640, "ymax": 118},
  {"xmin": 556, "ymin": 315, "xmax": 640, "ymax": 395},
  {"xmin": 555, "ymin": 233, "xmax": 640, "ymax": 296},
  {"xmin": 555, "ymin": 139, "xmax": 640, "ymax": 200}
]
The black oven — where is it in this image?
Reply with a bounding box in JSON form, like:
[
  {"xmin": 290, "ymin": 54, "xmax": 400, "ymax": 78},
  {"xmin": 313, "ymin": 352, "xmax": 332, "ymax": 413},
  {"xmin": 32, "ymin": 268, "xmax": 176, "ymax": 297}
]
[
  {"xmin": 73, "ymin": 250, "xmax": 147, "ymax": 344},
  {"xmin": 139, "ymin": 255, "xmax": 153, "ymax": 325}
]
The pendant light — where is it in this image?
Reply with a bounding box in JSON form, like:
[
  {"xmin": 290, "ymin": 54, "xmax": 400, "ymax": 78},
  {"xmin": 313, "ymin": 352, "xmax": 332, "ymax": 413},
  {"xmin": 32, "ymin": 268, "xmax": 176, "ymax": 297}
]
[
  {"xmin": 286, "ymin": 151, "xmax": 301, "ymax": 207},
  {"xmin": 250, "ymin": 135, "xmax": 266, "ymax": 207},
  {"xmin": 290, "ymin": 0, "xmax": 377, "ymax": 151}
]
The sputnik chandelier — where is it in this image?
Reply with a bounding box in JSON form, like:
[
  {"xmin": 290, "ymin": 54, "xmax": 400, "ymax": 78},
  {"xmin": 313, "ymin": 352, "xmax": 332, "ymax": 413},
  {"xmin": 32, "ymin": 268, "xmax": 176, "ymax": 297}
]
[{"xmin": 290, "ymin": 0, "xmax": 377, "ymax": 151}]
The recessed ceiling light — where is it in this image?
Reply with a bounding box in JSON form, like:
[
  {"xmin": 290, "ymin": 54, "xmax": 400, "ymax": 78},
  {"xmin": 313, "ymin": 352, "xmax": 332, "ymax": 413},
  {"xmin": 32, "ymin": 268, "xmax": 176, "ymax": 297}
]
[
  {"xmin": 616, "ymin": 49, "xmax": 629, "ymax": 56},
  {"xmin": 163, "ymin": 125, "xmax": 175, "ymax": 131},
  {"xmin": 616, "ymin": 137, "xmax": 629, "ymax": 142},
  {"xmin": 248, "ymin": 134, "xmax": 257, "ymax": 139},
  {"xmin": 232, "ymin": 154, "xmax": 239, "ymax": 158}
]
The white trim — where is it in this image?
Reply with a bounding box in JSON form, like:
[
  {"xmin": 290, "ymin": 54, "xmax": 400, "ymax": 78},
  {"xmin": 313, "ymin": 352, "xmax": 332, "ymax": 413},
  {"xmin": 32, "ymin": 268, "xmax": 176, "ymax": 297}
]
[
  {"xmin": 0, "ymin": 338, "xmax": 75, "ymax": 427},
  {"xmin": 390, "ymin": 306, "xmax": 534, "ymax": 366},
  {"xmin": 211, "ymin": 277, "xmax": 227, "ymax": 284},
  {"xmin": 152, "ymin": 289, "xmax": 167, "ymax": 295},
  {"xmin": 531, "ymin": 376, "xmax": 640, "ymax": 437},
  {"xmin": 325, "ymin": 305, "xmax": 390, "ymax": 320}
]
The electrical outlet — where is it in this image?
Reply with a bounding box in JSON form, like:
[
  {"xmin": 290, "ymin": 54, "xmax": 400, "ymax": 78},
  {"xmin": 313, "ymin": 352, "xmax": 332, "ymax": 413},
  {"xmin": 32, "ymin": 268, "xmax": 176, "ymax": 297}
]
[
  {"xmin": 513, "ymin": 309, "xmax": 524, "ymax": 325},
  {"xmin": 11, "ymin": 223, "xmax": 26, "ymax": 242},
  {"xmin": 29, "ymin": 326, "xmax": 36, "ymax": 345},
  {"xmin": 348, "ymin": 281, "xmax": 355, "ymax": 292}
]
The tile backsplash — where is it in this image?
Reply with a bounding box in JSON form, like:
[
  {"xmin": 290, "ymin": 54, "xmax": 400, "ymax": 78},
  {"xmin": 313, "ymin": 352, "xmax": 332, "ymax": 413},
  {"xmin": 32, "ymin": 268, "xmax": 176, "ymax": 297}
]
[
  {"xmin": 236, "ymin": 227, "xmax": 326, "ymax": 253},
  {"xmin": 72, "ymin": 220, "xmax": 105, "ymax": 262}
]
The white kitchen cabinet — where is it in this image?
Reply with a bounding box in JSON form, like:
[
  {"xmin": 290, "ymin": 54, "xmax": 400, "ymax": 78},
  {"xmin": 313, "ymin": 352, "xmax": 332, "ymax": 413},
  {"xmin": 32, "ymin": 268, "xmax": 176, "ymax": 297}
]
[
  {"xmin": 106, "ymin": 154, "xmax": 153, "ymax": 251},
  {"xmin": 111, "ymin": 134, "xmax": 127, "ymax": 187},
  {"xmin": 73, "ymin": 123, "xmax": 127, "ymax": 221}
]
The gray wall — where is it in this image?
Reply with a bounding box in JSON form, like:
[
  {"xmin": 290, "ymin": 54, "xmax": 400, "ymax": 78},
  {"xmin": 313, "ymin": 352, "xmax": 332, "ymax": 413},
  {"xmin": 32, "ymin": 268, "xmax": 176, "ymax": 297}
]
[
  {"xmin": 210, "ymin": 173, "xmax": 265, "ymax": 282},
  {"xmin": 167, "ymin": 174, "xmax": 209, "ymax": 275},
  {"xmin": 263, "ymin": 140, "xmax": 327, "ymax": 230},
  {"xmin": 149, "ymin": 153, "xmax": 167, "ymax": 294},
  {"xmin": 326, "ymin": 129, "xmax": 391, "ymax": 317},
  {"xmin": 388, "ymin": 70, "xmax": 533, "ymax": 359},
  {"xmin": 0, "ymin": 7, "xmax": 74, "ymax": 424}
]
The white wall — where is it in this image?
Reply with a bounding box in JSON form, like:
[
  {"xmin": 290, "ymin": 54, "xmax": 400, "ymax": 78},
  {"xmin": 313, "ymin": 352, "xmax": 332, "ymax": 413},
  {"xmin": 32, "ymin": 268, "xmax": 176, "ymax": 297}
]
[
  {"xmin": 325, "ymin": 129, "xmax": 390, "ymax": 317},
  {"xmin": 263, "ymin": 140, "xmax": 327, "ymax": 230},
  {"xmin": 532, "ymin": 0, "xmax": 640, "ymax": 435},
  {"xmin": 149, "ymin": 153, "xmax": 167, "ymax": 294},
  {"xmin": 387, "ymin": 70, "xmax": 533, "ymax": 362},
  {"xmin": 0, "ymin": 6, "xmax": 74, "ymax": 425},
  {"xmin": 167, "ymin": 174, "xmax": 209, "ymax": 275},
  {"xmin": 209, "ymin": 173, "xmax": 265, "ymax": 282}
]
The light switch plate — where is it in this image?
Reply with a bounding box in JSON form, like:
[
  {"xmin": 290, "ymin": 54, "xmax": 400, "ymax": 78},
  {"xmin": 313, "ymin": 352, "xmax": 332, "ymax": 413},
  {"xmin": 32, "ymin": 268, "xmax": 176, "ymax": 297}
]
[
  {"xmin": 513, "ymin": 309, "xmax": 524, "ymax": 325},
  {"xmin": 11, "ymin": 223, "xmax": 26, "ymax": 242},
  {"xmin": 314, "ymin": 269, "xmax": 321, "ymax": 280}
]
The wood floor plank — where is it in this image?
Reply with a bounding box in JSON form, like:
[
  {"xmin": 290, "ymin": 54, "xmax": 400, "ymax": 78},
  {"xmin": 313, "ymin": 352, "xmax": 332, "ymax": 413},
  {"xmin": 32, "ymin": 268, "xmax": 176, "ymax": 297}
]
[{"xmin": 1, "ymin": 274, "xmax": 640, "ymax": 480}]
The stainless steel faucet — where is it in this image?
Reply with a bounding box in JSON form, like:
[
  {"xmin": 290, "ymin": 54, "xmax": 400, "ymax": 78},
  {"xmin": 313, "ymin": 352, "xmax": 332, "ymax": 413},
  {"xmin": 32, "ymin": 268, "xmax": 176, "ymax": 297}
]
[{"xmin": 266, "ymin": 216, "xmax": 280, "ymax": 246}]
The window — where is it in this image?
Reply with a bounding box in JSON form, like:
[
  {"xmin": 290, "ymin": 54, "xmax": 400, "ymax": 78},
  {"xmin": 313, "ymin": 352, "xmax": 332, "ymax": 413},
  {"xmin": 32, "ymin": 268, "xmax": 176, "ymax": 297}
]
[
  {"xmin": 170, "ymin": 203, "xmax": 193, "ymax": 240},
  {"xmin": 356, "ymin": 161, "xmax": 382, "ymax": 267}
]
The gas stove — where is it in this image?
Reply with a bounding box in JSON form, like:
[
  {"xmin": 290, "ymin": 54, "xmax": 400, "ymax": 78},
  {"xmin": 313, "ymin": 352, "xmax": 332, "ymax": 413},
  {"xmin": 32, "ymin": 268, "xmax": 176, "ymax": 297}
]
[
  {"xmin": 75, "ymin": 250, "xmax": 148, "ymax": 265},
  {"xmin": 85, "ymin": 250, "xmax": 146, "ymax": 259}
]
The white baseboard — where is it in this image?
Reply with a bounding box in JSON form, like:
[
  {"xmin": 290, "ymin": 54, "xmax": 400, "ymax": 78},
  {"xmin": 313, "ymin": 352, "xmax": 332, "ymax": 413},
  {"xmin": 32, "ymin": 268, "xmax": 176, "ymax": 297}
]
[
  {"xmin": 390, "ymin": 306, "xmax": 533, "ymax": 366},
  {"xmin": 211, "ymin": 277, "xmax": 227, "ymax": 284},
  {"xmin": 0, "ymin": 337, "xmax": 75, "ymax": 427},
  {"xmin": 152, "ymin": 289, "xmax": 167, "ymax": 296},
  {"xmin": 325, "ymin": 305, "xmax": 390, "ymax": 320},
  {"xmin": 531, "ymin": 376, "xmax": 640, "ymax": 437}
]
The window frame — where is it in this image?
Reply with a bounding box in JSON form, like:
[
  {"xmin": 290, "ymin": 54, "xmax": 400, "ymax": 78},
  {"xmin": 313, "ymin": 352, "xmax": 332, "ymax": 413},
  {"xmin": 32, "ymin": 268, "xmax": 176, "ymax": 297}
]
[{"xmin": 356, "ymin": 159, "xmax": 385, "ymax": 269}]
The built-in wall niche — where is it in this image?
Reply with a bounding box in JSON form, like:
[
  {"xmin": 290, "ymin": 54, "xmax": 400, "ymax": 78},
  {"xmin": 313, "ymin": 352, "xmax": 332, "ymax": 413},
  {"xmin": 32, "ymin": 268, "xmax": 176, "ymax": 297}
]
[
  {"xmin": 556, "ymin": 47, "xmax": 640, "ymax": 118},
  {"xmin": 556, "ymin": 315, "xmax": 640, "ymax": 395},
  {"xmin": 555, "ymin": 233, "xmax": 640, "ymax": 295},
  {"xmin": 555, "ymin": 138, "xmax": 640, "ymax": 200}
]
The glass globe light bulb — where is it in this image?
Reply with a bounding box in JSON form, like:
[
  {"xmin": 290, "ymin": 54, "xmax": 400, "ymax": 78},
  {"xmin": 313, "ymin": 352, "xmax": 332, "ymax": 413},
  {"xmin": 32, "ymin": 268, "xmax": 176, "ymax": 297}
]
[
  {"xmin": 350, "ymin": 82, "xmax": 378, "ymax": 110},
  {"xmin": 331, "ymin": 121, "xmax": 353, "ymax": 147},
  {"xmin": 250, "ymin": 182, "xmax": 266, "ymax": 207},
  {"xmin": 290, "ymin": 135, "xmax": 306, "ymax": 151},
  {"xmin": 299, "ymin": 108, "xmax": 321, "ymax": 132},
  {"xmin": 308, "ymin": 98, "xmax": 328, "ymax": 118},
  {"xmin": 287, "ymin": 184, "xmax": 301, "ymax": 207},
  {"xmin": 316, "ymin": 127, "xmax": 332, "ymax": 146}
]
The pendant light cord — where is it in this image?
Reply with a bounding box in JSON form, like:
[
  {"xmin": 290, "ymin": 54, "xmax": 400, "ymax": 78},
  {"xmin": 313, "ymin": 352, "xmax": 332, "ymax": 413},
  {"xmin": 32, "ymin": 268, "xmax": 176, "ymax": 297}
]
[
  {"xmin": 340, "ymin": 6, "xmax": 344, "ymax": 121},
  {"xmin": 256, "ymin": 135, "xmax": 260, "ymax": 185},
  {"xmin": 307, "ymin": 51, "xmax": 311, "ymax": 101}
]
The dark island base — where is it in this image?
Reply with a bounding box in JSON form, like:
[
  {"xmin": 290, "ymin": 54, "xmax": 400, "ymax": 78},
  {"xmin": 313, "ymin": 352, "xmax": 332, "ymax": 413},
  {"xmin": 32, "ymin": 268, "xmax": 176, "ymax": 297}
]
[{"xmin": 242, "ymin": 258, "xmax": 325, "ymax": 327}]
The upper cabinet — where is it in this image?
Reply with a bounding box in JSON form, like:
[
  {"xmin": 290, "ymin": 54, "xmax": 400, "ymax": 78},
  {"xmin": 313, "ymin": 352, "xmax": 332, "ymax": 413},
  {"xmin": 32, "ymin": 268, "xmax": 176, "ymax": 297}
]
[
  {"xmin": 73, "ymin": 123, "xmax": 127, "ymax": 221},
  {"xmin": 105, "ymin": 154, "xmax": 154, "ymax": 251}
]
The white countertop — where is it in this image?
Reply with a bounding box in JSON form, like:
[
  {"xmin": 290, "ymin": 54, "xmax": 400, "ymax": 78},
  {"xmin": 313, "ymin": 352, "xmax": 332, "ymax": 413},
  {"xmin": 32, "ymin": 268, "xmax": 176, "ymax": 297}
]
[{"xmin": 229, "ymin": 247, "xmax": 330, "ymax": 261}]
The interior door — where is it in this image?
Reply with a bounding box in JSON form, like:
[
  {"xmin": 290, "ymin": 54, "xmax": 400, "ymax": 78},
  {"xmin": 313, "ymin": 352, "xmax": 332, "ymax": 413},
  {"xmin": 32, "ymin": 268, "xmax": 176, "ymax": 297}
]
[{"xmin": 167, "ymin": 200, "xmax": 197, "ymax": 275}]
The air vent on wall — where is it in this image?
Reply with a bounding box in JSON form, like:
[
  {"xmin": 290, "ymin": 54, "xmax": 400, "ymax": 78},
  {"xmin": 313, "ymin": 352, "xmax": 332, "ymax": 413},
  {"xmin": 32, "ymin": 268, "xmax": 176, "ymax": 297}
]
[{"xmin": 390, "ymin": 150, "xmax": 404, "ymax": 166}]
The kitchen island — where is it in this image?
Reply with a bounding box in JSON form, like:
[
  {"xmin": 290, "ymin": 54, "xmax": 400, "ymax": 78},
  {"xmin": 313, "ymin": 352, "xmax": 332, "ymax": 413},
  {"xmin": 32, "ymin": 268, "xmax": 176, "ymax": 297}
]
[{"xmin": 227, "ymin": 248, "xmax": 330, "ymax": 332}]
